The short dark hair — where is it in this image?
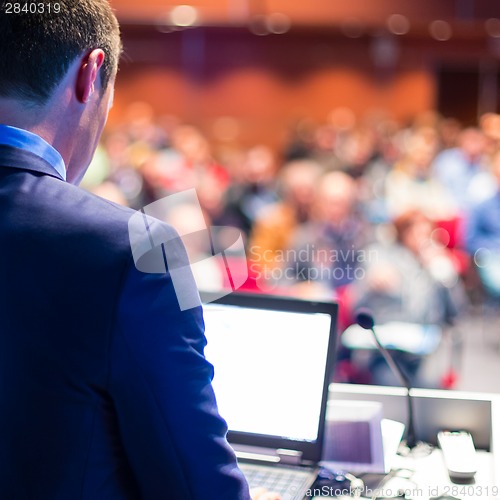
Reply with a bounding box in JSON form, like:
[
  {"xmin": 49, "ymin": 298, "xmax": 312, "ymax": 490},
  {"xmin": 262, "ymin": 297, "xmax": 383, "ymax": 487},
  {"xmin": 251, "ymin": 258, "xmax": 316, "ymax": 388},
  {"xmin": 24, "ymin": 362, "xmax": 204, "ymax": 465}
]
[
  {"xmin": 393, "ymin": 209, "xmax": 431, "ymax": 242},
  {"xmin": 0, "ymin": 0, "xmax": 121, "ymax": 105}
]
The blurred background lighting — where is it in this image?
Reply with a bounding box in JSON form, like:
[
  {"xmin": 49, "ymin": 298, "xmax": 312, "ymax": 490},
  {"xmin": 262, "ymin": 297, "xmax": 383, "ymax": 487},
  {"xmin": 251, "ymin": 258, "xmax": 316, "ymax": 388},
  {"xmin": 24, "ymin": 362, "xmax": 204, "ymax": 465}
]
[
  {"xmin": 212, "ymin": 116, "xmax": 240, "ymax": 142},
  {"xmin": 485, "ymin": 18, "xmax": 500, "ymax": 38},
  {"xmin": 429, "ymin": 20, "xmax": 452, "ymax": 41},
  {"xmin": 341, "ymin": 18, "xmax": 364, "ymax": 38},
  {"xmin": 371, "ymin": 34, "xmax": 399, "ymax": 68},
  {"xmin": 328, "ymin": 107, "xmax": 356, "ymax": 131},
  {"xmin": 387, "ymin": 14, "xmax": 410, "ymax": 35},
  {"xmin": 266, "ymin": 13, "xmax": 291, "ymax": 35},
  {"xmin": 155, "ymin": 13, "xmax": 177, "ymax": 33},
  {"xmin": 170, "ymin": 5, "xmax": 198, "ymax": 27},
  {"xmin": 249, "ymin": 15, "xmax": 270, "ymax": 36}
]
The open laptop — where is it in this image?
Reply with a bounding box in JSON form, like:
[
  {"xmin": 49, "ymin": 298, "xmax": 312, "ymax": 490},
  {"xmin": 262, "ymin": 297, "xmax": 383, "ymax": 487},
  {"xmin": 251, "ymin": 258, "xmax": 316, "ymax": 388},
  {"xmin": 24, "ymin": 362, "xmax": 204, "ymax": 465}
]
[{"xmin": 202, "ymin": 293, "xmax": 338, "ymax": 500}]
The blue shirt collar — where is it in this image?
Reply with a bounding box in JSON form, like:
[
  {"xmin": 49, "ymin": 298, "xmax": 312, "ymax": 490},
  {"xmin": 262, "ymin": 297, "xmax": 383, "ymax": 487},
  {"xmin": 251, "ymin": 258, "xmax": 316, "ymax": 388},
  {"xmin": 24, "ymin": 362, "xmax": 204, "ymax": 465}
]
[{"xmin": 0, "ymin": 124, "xmax": 66, "ymax": 181}]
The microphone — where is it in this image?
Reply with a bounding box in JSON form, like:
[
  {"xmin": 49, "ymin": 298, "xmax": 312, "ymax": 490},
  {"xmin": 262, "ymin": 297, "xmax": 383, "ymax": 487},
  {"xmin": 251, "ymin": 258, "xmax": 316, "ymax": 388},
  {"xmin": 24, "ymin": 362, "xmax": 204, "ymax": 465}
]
[{"xmin": 355, "ymin": 309, "xmax": 417, "ymax": 450}]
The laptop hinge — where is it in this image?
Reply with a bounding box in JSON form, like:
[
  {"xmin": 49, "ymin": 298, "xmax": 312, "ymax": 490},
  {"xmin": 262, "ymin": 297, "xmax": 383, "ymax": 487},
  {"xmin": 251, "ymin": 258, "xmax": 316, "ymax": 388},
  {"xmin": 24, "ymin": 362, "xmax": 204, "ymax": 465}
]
[
  {"xmin": 277, "ymin": 448, "xmax": 303, "ymax": 465},
  {"xmin": 233, "ymin": 444, "xmax": 281, "ymax": 464},
  {"xmin": 235, "ymin": 450, "xmax": 280, "ymax": 463},
  {"xmin": 233, "ymin": 445, "xmax": 304, "ymax": 465}
]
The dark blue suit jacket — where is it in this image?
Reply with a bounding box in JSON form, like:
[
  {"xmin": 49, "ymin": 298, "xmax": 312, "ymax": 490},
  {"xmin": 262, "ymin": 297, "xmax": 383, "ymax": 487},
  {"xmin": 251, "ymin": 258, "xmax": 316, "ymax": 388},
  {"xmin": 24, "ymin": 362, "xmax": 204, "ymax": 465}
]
[{"xmin": 0, "ymin": 146, "xmax": 250, "ymax": 500}]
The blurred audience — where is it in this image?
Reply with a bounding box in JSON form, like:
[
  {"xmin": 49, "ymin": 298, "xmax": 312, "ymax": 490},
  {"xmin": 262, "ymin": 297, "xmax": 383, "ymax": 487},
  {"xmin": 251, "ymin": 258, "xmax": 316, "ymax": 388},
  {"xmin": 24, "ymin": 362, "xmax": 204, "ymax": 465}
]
[
  {"xmin": 221, "ymin": 145, "xmax": 279, "ymax": 238},
  {"xmin": 249, "ymin": 159, "xmax": 323, "ymax": 287},
  {"xmin": 466, "ymin": 148, "xmax": 500, "ymax": 299},
  {"xmin": 432, "ymin": 127, "xmax": 495, "ymax": 212},
  {"xmin": 284, "ymin": 171, "xmax": 370, "ymax": 291},
  {"xmin": 84, "ymin": 105, "xmax": 500, "ymax": 388},
  {"xmin": 90, "ymin": 181, "xmax": 130, "ymax": 206},
  {"xmin": 385, "ymin": 129, "xmax": 457, "ymax": 220},
  {"xmin": 354, "ymin": 210, "xmax": 464, "ymax": 326},
  {"xmin": 350, "ymin": 210, "xmax": 466, "ymax": 386}
]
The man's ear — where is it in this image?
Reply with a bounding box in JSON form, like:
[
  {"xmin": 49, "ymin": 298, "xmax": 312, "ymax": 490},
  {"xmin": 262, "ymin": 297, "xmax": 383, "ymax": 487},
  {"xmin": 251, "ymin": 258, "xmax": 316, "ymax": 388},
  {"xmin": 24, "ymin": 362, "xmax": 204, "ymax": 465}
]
[{"xmin": 76, "ymin": 49, "xmax": 105, "ymax": 104}]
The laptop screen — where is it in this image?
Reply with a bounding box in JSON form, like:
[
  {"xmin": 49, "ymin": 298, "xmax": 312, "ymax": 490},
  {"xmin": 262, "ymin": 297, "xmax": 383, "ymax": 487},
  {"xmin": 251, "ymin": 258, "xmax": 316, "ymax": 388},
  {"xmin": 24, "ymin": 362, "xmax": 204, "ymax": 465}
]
[{"xmin": 202, "ymin": 293, "xmax": 338, "ymax": 458}]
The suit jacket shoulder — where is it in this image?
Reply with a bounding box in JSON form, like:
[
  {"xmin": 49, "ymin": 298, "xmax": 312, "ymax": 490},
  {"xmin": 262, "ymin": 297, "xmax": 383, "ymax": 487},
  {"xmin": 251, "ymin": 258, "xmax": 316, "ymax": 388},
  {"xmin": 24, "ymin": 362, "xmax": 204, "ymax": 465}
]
[{"xmin": 0, "ymin": 165, "xmax": 250, "ymax": 500}]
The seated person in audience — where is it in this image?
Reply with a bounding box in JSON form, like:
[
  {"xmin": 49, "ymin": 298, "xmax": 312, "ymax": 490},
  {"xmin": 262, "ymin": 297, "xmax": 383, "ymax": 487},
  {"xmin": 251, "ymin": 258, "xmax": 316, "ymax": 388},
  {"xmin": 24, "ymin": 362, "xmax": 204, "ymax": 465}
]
[
  {"xmin": 222, "ymin": 145, "xmax": 279, "ymax": 237},
  {"xmin": 337, "ymin": 126, "xmax": 377, "ymax": 178},
  {"xmin": 285, "ymin": 171, "xmax": 370, "ymax": 291},
  {"xmin": 249, "ymin": 159, "xmax": 323, "ymax": 288},
  {"xmin": 465, "ymin": 148, "xmax": 500, "ymax": 299},
  {"xmin": 155, "ymin": 124, "xmax": 229, "ymax": 194},
  {"xmin": 480, "ymin": 112, "xmax": 500, "ymax": 154},
  {"xmin": 432, "ymin": 127, "xmax": 494, "ymax": 212},
  {"xmin": 350, "ymin": 210, "xmax": 466, "ymax": 386},
  {"xmin": 385, "ymin": 129, "xmax": 457, "ymax": 221}
]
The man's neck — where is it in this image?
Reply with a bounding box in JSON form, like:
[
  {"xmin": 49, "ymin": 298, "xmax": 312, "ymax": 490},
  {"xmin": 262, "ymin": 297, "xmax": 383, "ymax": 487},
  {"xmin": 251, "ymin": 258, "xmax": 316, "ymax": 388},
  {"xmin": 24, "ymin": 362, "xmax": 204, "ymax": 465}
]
[
  {"xmin": 0, "ymin": 94, "xmax": 74, "ymax": 178},
  {"xmin": 0, "ymin": 98, "xmax": 50, "ymax": 142}
]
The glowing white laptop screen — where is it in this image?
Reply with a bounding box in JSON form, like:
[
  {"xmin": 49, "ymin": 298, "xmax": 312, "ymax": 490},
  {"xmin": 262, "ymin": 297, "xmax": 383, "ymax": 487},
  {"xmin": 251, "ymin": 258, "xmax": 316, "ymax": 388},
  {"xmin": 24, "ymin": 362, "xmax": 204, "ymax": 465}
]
[{"xmin": 203, "ymin": 303, "xmax": 332, "ymax": 442}]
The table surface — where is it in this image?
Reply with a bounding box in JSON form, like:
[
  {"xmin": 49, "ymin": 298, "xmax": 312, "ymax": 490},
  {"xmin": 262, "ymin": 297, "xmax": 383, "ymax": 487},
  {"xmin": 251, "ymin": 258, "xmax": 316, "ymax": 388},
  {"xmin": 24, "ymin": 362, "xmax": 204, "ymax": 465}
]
[{"xmin": 313, "ymin": 449, "xmax": 498, "ymax": 499}]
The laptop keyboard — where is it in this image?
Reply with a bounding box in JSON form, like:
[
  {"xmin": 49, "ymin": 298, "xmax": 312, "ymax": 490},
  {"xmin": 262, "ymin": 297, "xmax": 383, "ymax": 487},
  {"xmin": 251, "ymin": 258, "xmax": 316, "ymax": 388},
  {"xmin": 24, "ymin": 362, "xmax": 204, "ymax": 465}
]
[{"xmin": 239, "ymin": 462, "xmax": 315, "ymax": 500}]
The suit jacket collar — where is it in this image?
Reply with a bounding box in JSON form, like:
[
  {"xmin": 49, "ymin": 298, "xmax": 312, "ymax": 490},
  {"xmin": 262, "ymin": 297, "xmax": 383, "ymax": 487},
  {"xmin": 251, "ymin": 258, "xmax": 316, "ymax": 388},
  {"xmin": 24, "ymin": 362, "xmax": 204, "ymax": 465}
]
[{"xmin": 0, "ymin": 144, "xmax": 65, "ymax": 181}]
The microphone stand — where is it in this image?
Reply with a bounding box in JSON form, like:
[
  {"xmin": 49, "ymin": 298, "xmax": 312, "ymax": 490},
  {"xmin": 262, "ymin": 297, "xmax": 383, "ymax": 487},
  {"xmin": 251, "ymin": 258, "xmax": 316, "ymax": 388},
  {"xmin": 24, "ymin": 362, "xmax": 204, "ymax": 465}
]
[
  {"xmin": 355, "ymin": 310, "xmax": 418, "ymax": 451},
  {"xmin": 369, "ymin": 327, "xmax": 416, "ymax": 450}
]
